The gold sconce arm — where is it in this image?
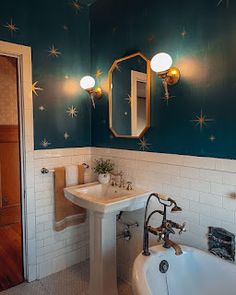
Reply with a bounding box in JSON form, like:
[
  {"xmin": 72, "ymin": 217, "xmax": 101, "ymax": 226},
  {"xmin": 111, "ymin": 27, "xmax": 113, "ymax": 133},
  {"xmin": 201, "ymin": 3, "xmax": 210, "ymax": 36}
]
[
  {"xmin": 86, "ymin": 87, "xmax": 102, "ymax": 108},
  {"xmin": 80, "ymin": 76, "xmax": 103, "ymax": 108},
  {"xmin": 159, "ymin": 67, "xmax": 180, "ymax": 100}
]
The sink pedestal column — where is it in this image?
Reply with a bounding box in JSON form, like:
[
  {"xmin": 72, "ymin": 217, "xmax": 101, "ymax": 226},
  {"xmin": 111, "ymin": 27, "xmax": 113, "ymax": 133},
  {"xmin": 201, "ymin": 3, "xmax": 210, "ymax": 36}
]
[{"xmin": 89, "ymin": 211, "xmax": 118, "ymax": 295}]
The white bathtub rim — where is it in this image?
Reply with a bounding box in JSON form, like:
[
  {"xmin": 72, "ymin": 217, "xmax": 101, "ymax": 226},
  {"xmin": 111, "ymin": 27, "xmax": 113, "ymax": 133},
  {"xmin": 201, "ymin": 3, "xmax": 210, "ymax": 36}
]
[{"xmin": 132, "ymin": 244, "xmax": 236, "ymax": 295}]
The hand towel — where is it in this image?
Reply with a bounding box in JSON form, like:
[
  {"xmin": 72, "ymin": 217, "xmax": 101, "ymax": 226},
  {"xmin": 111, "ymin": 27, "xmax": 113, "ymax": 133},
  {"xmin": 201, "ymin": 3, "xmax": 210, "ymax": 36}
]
[
  {"xmin": 65, "ymin": 165, "xmax": 78, "ymax": 187},
  {"xmin": 54, "ymin": 165, "xmax": 86, "ymax": 231}
]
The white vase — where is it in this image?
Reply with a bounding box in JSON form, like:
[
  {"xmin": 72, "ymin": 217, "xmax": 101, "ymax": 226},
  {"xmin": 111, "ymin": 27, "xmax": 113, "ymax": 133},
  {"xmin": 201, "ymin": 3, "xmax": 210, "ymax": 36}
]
[{"xmin": 98, "ymin": 173, "xmax": 111, "ymax": 185}]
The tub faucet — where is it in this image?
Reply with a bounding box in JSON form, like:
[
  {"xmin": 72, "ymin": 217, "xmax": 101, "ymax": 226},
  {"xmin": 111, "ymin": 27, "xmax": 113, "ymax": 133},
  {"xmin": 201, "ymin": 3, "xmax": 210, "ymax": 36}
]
[{"xmin": 142, "ymin": 193, "xmax": 186, "ymax": 256}]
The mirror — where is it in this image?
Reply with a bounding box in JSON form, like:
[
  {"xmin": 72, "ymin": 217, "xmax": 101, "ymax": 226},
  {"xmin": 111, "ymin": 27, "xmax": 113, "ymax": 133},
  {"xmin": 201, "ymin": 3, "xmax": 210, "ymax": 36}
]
[{"xmin": 108, "ymin": 52, "xmax": 150, "ymax": 138}]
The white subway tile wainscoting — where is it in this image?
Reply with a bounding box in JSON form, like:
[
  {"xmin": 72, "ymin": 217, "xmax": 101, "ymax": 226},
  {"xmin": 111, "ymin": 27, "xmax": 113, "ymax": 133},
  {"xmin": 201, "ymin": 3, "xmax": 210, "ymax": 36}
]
[
  {"xmin": 25, "ymin": 146, "xmax": 236, "ymax": 286},
  {"xmin": 31, "ymin": 148, "xmax": 95, "ymax": 280},
  {"xmin": 90, "ymin": 148, "xmax": 236, "ymax": 283}
]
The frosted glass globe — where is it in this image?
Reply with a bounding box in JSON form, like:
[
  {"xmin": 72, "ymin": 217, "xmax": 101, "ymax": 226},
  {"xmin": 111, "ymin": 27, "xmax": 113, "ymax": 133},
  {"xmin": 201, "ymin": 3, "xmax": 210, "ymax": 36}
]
[
  {"xmin": 150, "ymin": 53, "xmax": 173, "ymax": 73},
  {"xmin": 80, "ymin": 76, "xmax": 95, "ymax": 90}
]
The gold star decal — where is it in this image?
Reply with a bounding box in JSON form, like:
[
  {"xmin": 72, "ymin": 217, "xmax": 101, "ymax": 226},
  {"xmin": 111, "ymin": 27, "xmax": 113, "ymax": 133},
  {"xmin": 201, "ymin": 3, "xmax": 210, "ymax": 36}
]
[
  {"xmin": 209, "ymin": 135, "xmax": 216, "ymax": 142},
  {"xmin": 71, "ymin": 0, "xmax": 81, "ymax": 12},
  {"xmin": 138, "ymin": 137, "xmax": 151, "ymax": 151},
  {"xmin": 67, "ymin": 105, "xmax": 78, "ymax": 118},
  {"xmin": 32, "ymin": 81, "xmax": 43, "ymax": 96},
  {"xmin": 4, "ymin": 19, "xmax": 19, "ymax": 35},
  {"xmin": 124, "ymin": 94, "xmax": 132, "ymax": 104},
  {"xmin": 181, "ymin": 29, "xmax": 187, "ymax": 38},
  {"xmin": 217, "ymin": 0, "xmax": 229, "ymax": 7},
  {"xmin": 48, "ymin": 45, "xmax": 61, "ymax": 57},
  {"xmin": 41, "ymin": 138, "xmax": 51, "ymax": 148},
  {"xmin": 95, "ymin": 69, "xmax": 103, "ymax": 79},
  {"xmin": 39, "ymin": 105, "xmax": 45, "ymax": 111},
  {"xmin": 191, "ymin": 109, "xmax": 214, "ymax": 131},
  {"xmin": 64, "ymin": 132, "xmax": 70, "ymax": 140}
]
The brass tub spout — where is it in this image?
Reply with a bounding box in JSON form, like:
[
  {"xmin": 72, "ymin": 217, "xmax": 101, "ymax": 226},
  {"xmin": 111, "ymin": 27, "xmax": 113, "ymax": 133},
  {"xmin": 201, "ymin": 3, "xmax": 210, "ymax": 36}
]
[{"xmin": 165, "ymin": 239, "xmax": 183, "ymax": 256}]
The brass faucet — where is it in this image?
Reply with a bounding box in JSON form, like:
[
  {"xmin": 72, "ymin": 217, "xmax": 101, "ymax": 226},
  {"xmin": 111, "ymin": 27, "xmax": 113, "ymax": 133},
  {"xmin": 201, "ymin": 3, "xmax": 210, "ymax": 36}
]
[
  {"xmin": 110, "ymin": 171, "xmax": 125, "ymax": 188},
  {"xmin": 166, "ymin": 239, "xmax": 183, "ymax": 256},
  {"xmin": 142, "ymin": 193, "xmax": 186, "ymax": 256}
]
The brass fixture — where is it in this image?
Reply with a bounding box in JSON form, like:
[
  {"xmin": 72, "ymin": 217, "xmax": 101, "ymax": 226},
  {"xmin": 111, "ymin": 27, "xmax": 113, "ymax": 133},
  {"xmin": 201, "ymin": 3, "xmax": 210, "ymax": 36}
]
[
  {"xmin": 126, "ymin": 181, "xmax": 133, "ymax": 191},
  {"xmin": 165, "ymin": 239, "xmax": 183, "ymax": 256},
  {"xmin": 86, "ymin": 86, "xmax": 102, "ymax": 100},
  {"xmin": 110, "ymin": 171, "xmax": 125, "ymax": 187},
  {"xmin": 151, "ymin": 53, "xmax": 180, "ymax": 100},
  {"xmin": 142, "ymin": 193, "xmax": 186, "ymax": 256},
  {"xmin": 80, "ymin": 75, "xmax": 102, "ymax": 108},
  {"xmin": 41, "ymin": 163, "xmax": 89, "ymax": 174},
  {"xmin": 108, "ymin": 52, "xmax": 151, "ymax": 138}
]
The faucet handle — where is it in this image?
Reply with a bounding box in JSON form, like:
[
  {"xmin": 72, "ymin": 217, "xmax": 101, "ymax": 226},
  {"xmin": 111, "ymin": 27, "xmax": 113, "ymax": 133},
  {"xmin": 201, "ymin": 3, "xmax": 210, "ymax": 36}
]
[
  {"xmin": 126, "ymin": 181, "xmax": 133, "ymax": 191},
  {"xmin": 178, "ymin": 222, "xmax": 186, "ymax": 235},
  {"xmin": 111, "ymin": 177, "xmax": 116, "ymax": 186},
  {"xmin": 166, "ymin": 223, "xmax": 175, "ymax": 235}
]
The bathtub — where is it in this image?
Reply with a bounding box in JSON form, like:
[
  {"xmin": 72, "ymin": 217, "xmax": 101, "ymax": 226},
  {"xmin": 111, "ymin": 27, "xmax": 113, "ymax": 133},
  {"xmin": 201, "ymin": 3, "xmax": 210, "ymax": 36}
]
[{"xmin": 132, "ymin": 244, "xmax": 236, "ymax": 295}]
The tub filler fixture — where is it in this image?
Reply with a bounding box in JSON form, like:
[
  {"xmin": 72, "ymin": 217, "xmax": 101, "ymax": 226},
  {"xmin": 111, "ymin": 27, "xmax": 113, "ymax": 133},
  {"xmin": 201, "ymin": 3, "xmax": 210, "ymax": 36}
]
[
  {"xmin": 142, "ymin": 193, "xmax": 186, "ymax": 256},
  {"xmin": 133, "ymin": 194, "xmax": 236, "ymax": 295},
  {"xmin": 132, "ymin": 244, "xmax": 236, "ymax": 295}
]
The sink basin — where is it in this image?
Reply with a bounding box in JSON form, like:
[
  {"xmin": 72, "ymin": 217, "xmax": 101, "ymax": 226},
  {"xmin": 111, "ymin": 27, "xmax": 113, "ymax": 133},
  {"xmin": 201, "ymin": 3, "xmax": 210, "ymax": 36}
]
[
  {"xmin": 64, "ymin": 182, "xmax": 150, "ymax": 213},
  {"xmin": 64, "ymin": 182, "xmax": 150, "ymax": 295}
]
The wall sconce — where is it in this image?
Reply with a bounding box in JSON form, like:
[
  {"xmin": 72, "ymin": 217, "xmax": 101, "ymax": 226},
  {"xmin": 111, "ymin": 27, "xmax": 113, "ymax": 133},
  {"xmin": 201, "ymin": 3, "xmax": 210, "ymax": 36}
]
[
  {"xmin": 150, "ymin": 52, "xmax": 180, "ymax": 100},
  {"xmin": 80, "ymin": 75, "xmax": 102, "ymax": 108}
]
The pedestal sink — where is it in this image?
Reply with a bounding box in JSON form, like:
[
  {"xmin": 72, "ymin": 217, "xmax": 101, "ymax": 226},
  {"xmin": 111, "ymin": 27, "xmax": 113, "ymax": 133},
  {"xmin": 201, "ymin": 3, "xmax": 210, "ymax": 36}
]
[{"xmin": 64, "ymin": 182, "xmax": 150, "ymax": 295}]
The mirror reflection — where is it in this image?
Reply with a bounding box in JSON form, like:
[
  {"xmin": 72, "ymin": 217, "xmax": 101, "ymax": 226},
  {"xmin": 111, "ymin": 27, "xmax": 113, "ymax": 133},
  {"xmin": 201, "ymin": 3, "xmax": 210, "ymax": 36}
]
[{"xmin": 108, "ymin": 52, "xmax": 150, "ymax": 138}]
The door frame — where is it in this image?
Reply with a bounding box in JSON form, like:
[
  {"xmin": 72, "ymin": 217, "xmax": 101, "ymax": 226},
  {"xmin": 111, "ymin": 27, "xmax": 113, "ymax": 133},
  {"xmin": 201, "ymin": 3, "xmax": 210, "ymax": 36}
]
[{"xmin": 0, "ymin": 41, "xmax": 35, "ymax": 282}]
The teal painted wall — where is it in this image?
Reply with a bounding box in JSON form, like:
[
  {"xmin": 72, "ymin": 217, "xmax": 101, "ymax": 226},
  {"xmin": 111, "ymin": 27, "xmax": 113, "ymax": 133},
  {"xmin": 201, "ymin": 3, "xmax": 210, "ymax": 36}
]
[
  {"xmin": 90, "ymin": 0, "xmax": 236, "ymax": 159},
  {"xmin": 0, "ymin": 0, "xmax": 91, "ymax": 149}
]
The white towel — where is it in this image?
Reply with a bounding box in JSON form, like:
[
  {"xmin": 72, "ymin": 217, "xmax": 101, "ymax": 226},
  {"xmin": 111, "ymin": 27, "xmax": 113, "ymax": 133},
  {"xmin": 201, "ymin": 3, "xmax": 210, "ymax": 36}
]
[{"xmin": 65, "ymin": 165, "xmax": 78, "ymax": 187}]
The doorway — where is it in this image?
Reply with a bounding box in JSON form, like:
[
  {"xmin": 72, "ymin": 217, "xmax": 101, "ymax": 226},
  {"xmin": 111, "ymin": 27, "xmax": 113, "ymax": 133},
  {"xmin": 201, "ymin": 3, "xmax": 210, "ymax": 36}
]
[{"xmin": 0, "ymin": 55, "xmax": 24, "ymax": 290}]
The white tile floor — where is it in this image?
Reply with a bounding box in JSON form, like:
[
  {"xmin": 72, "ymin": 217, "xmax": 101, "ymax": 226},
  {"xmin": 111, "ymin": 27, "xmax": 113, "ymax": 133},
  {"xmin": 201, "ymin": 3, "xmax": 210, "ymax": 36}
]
[{"xmin": 0, "ymin": 260, "xmax": 132, "ymax": 295}]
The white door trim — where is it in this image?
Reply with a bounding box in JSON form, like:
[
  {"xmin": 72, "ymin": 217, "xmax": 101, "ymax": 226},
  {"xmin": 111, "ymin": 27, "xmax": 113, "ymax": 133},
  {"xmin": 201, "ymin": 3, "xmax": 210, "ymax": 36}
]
[
  {"xmin": 0, "ymin": 40, "xmax": 36, "ymax": 282},
  {"xmin": 131, "ymin": 70, "xmax": 147, "ymax": 136}
]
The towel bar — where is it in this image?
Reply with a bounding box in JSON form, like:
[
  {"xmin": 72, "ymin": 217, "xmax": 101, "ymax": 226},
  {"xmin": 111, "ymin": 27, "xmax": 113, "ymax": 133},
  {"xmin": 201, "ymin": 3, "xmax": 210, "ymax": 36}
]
[{"xmin": 41, "ymin": 163, "xmax": 89, "ymax": 174}]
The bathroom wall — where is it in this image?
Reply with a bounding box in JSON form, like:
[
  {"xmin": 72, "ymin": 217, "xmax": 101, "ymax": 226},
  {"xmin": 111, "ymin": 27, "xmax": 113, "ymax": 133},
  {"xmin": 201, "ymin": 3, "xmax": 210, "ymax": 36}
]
[
  {"xmin": 0, "ymin": 0, "xmax": 91, "ymax": 149},
  {"xmin": 25, "ymin": 143, "xmax": 236, "ymax": 281},
  {"xmin": 30, "ymin": 147, "xmax": 95, "ymax": 279},
  {"xmin": 90, "ymin": 0, "xmax": 236, "ymax": 160},
  {"xmin": 89, "ymin": 1, "xmax": 236, "ymax": 281},
  {"xmin": 27, "ymin": 0, "xmax": 236, "ymax": 281},
  {"xmin": 2, "ymin": 0, "xmax": 236, "ymax": 283},
  {"xmin": 91, "ymin": 147, "xmax": 236, "ymax": 282}
]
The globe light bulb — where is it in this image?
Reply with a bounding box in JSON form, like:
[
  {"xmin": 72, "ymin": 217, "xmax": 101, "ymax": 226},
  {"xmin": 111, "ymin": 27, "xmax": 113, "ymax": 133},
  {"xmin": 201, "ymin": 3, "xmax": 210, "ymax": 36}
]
[
  {"xmin": 80, "ymin": 76, "xmax": 95, "ymax": 90},
  {"xmin": 150, "ymin": 52, "xmax": 173, "ymax": 73}
]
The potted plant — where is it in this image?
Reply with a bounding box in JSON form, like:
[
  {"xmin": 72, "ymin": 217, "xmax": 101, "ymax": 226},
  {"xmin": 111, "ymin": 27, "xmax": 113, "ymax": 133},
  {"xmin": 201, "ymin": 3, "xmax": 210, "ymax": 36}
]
[{"xmin": 94, "ymin": 158, "xmax": 114, "ymax": 185}]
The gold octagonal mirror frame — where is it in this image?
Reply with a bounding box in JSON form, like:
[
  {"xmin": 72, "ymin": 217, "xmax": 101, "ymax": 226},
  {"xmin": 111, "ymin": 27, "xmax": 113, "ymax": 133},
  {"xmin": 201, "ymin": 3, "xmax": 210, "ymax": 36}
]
[{"xmin": 108, "ymin": 52, "xmax": 151, "ymax": 138}]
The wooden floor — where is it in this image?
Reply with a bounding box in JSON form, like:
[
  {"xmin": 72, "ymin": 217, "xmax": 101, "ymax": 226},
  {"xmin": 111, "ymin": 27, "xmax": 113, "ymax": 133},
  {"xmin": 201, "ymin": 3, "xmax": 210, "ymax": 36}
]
[{"xmin": 0, "ymin": 224, "xmax": 24, "ymax": 291}]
